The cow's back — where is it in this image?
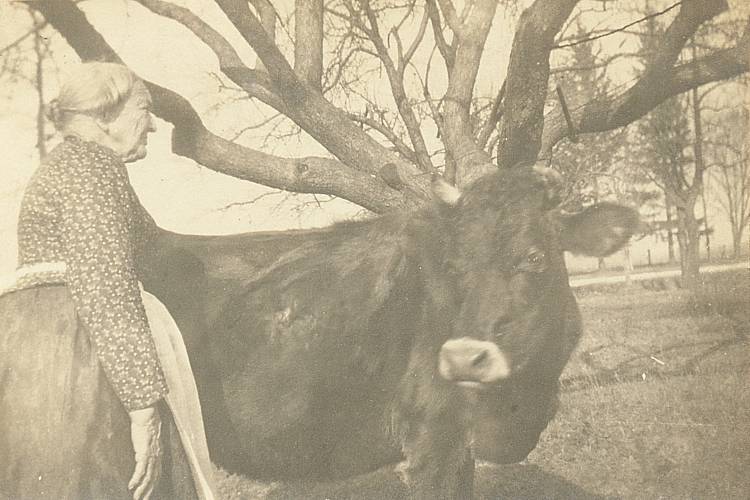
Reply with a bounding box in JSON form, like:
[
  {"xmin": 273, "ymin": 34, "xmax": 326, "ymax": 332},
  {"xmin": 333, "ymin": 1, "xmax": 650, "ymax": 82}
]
[{"xmin": 142, "ymin": 219, "xmax": 422, "ymax": 478}]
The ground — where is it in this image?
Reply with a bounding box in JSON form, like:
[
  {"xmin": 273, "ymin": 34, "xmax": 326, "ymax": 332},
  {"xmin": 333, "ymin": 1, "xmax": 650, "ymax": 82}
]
[{"xmin": 214, "ymin": 270, "xmax": 750, "ymax": 499}]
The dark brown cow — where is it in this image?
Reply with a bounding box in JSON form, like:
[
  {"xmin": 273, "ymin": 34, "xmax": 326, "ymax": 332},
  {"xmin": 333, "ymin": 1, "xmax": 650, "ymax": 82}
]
[{"xmin": 140, "ymin": 165, "xmax": 638, "ymax": 499}]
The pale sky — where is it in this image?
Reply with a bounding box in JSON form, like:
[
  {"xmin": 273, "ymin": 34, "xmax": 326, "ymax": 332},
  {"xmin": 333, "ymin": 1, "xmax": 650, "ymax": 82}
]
[{"xmin": 0, "ymin": 1, "xmax": 747, "ymax": 275}]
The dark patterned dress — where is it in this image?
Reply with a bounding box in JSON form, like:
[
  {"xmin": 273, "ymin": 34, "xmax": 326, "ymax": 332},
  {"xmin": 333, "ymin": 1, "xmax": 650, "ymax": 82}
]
[{"xmin": 0, "ymin": 136, "xmax": 198, "ymax": 499}]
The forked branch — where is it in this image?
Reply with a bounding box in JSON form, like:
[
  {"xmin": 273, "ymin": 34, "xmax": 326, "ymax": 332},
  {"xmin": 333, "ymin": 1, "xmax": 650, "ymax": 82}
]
[{"xmin": 29, "ymin": 0, "xmax": 414, "ymax": 212}]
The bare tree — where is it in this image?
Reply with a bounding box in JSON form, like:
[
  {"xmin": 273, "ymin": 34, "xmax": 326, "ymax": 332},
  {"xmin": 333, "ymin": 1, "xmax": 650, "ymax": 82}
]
[
  {"xmin": 16, "ymin": 0, "xmax": 749, "ymax": 216},
  {"xmin": 628, "ymin": 7, "xmax": 749, "ymax": 287},
  {"xmin": 635, "ymin": 89, "xmax": 705, "ymax": 285},
  {"xmin": 30, "ymin": 9, "xmax": 52, "ymax": 157},
  {"xmin": 547, "ymin": 19, "xmax": 631, "ymax": 211},
  {"xmin": 709, "ymin": 107, "xmax": 750, "ymax": 259},
  {"xmin": 1, "ymin": 5, "xmax": 54, "ymax": 159}
]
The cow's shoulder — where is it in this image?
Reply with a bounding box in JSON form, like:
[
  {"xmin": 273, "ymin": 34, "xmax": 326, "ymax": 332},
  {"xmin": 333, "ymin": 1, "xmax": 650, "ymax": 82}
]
[
  {"xmin": 251, "ymin": 212, "xmax": 411, "ymax": 297},
  {"xmin": 212, "ymin": 213, "xmax": 416, "ymax": 367}
]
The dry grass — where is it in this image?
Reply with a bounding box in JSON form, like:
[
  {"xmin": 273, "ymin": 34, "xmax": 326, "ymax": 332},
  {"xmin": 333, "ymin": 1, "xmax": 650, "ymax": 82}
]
[
  {"xmin": 214, "ymin": 271, "xmax": 750, "ymax": 499},
  {"xmin": 527, "ymin": 370, "xmax": 750, "ymax": 499}
]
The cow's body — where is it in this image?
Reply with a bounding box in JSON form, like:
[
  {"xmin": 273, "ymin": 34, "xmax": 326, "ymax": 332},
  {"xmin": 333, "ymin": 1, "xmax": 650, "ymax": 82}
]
[{"xmin": 140, "ymin": 167, "xmax": 637, "ymax": 498}]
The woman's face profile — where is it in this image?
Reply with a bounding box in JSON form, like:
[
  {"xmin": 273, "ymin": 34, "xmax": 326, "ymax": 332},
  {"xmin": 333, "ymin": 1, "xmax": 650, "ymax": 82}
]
[{"xmin": 105, "ymin": 81, "xmax": 157, "ymax": 162}]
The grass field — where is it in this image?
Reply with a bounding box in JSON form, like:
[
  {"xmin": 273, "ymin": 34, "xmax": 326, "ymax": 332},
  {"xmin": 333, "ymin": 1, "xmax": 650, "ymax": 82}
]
[{"xmin": 215, "ymin": 271, "xmax": 750, "ymax": 499}]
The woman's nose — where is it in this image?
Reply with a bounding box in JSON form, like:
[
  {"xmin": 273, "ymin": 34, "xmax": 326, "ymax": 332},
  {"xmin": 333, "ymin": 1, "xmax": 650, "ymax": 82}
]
[{"xmin": 148, "ymin": 114, "xmax": 157, "ymax": 133}]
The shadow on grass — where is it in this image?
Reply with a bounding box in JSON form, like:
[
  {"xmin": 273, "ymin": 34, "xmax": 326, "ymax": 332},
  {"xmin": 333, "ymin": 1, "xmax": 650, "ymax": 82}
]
[
  {"xmin": 264, "ymin": 463, "xmax": 610, "ymax": 500},
  {"xmin": 476, "ymin": 463, "xmax": 613, "ymax": 500}
]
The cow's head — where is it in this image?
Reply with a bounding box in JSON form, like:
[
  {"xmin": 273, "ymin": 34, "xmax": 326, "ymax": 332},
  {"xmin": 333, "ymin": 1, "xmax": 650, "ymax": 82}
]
[{"xmin": 433, "ymin": 164, "xmax": 638, "ymax": 463}]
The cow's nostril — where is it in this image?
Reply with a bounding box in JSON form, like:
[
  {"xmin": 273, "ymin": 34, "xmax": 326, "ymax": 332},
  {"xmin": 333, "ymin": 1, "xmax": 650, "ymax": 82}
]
[
  {"xmin": 471, "ymin": 350, "xmax": 488, "ymax": 367},
  {"xmin": 439, "ymin": 337, "xmax": 511, "ymax": 383}
]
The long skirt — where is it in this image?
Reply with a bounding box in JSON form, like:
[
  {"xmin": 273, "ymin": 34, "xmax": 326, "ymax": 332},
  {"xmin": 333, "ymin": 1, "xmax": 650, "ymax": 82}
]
[{"xmin": 0, "ymin": 285, "xmax": 199, "ymax": 500}]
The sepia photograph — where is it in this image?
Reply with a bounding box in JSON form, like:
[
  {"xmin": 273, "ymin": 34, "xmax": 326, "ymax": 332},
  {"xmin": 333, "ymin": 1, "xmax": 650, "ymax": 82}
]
[{"xmin": 0, "ymin": 0, "xmax": 748, "ymax": 498}]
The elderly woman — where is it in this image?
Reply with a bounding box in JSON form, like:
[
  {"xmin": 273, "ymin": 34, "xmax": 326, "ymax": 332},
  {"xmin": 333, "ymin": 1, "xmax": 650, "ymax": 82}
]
[{"xmin": 0, "ymin": 63, "xmax": 215, "ymax": 500}]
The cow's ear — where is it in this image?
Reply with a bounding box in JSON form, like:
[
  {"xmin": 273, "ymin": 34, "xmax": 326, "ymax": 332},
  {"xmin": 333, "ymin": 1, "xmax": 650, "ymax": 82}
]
[
  {"xmin": 432, "ymin": 175, "xmax": 462, "ymax": 207},
  {"xmin": 557, "ymin": 203, "xmax": 640, "ymax": 257}
]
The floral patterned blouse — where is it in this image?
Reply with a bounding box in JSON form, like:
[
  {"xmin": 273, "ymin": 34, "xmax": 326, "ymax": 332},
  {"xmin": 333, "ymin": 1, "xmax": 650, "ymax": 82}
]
[{"xmin": 16, "ymin": 136, "xmax": 168, "ymax": 411}]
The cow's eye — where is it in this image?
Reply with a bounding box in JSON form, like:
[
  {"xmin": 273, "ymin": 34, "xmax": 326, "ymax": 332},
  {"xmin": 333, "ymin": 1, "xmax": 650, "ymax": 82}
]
[
  {"xmin": 519, "ymin": 249, "xmax": 547, "ymax": 273},
  {"xmin": 527, "ymin": 251, "xmax": 545, "ymax": 266}
]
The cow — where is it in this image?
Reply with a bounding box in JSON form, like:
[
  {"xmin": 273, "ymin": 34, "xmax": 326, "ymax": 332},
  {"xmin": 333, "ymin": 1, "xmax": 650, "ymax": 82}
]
[{"xmin": 139, "ymin": 164, "xmax": 639, "ymax": 499}]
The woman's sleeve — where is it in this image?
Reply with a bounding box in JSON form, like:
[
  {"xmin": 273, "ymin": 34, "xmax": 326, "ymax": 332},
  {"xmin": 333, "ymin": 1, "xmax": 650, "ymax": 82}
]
[{"xmin": 59, "ymin": 157, "xmax": 168, "ymax": 412}]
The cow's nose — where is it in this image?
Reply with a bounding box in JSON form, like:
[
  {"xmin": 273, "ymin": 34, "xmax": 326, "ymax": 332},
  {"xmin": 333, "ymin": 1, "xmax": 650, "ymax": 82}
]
[{"xmin": 438, "ymin": 337, "xmax": 511, "ymax": 385}]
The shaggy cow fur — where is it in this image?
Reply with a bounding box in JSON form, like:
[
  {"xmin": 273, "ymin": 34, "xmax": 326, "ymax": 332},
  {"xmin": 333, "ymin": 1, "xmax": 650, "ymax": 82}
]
[{"xmin": 140, "ymin": 166, "xmax": 639, "ymax": 499}]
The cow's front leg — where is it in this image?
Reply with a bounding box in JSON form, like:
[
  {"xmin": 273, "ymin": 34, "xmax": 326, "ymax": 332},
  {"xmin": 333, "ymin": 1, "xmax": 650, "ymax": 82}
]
[
  {"xmin": 397, "ymin": 424, "xmax": 474, "ymax": 499},
  {"xmin": 456, "ymin": 447, "xmax": 475, "ymax": 499},
  {"xmin": 395, "ymin": 391, "xmax": 475, "ymax": 499}
]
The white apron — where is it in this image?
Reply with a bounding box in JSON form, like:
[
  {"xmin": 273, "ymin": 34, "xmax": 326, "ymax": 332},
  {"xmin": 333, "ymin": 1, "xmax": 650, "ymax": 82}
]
[{"xmin": 0, "ymin": 262, "xmax": 218, "ymax": 500}]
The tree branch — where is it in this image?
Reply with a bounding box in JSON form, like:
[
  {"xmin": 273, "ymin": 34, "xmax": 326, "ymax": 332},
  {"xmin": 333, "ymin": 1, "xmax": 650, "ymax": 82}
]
[
  {"xmin": 643, "ymin": 0, "xmax": 727, "ymax": 77},
  {"xmin": 553, "ymin": 1, "xmax": 683, "ymax": 49},
  {"xmin": 322, "ymin": 47, "xmax": 355, "ymax": 93},
  {"xmin": 214, "ymin": 0, "xmax": 302, "ymax": 95},
  {"xmin": 142, "ymin": 0, "xmax": 429, "ymax": 202},
  {"xmin": 436, "ymin": 0, "xmax": 461, "ymax": 35},
  {"xmin": 495, "ymin": 0, "xmax": 579, "ymax": 170},
  {"xmin": 247, "ymin": 0, "xmax": 277, "ymax": 74},
  {"xmin": 294, "ymin": 0, "xmax": 323, "ymax": 89},
  {"xmin": 402, "ymin": 6, "xmax": 429, "ymax": 70},
  {"xmin": 136, "ymin": 0, "xmax": 242, "ymax": 67},
  {"xmin": 211, "ymin": 0, "xmax": 433, "ymax": 200},
  {"xmin": 0, "ymin": 18, "xmax": 48, "ymax": 55},
  {"xmin": 348, "ymin": 112, "xmax": 418, "ymax": 163},
  {"xmin": 178, "ymin": 130, "xmax": 411, "ymax": 213},
  {"xmin": 417, "ymin": 49, "xmax": 449, "ymax": 155},
  {"xmin": 425, "ymin": 0, "xmax": 455, "ymax": 71},
  {"xmin": 476, "ymin": 80, "xmax": 505, "ymax": 149},
  {"xmin": 541, "ymin": 4, "xmax": 746, "ymax": 153},
  {"xmin": 361, "ymin": 0, "xmax": 434, "ymax": 172},
  {"xmin": 29, "ymin": 0, "xmax": 414, "ymax": 213},
  {"xmin": 439, "ymin": 0, "xmax": 502, "ymax": 186},
  {"xmin": 134, "ymin": 0, "xmax": 284, "ymax": 110},
  {"xmin": 549, "ymin": 51, "xmax": 640, "ymax": 75}
]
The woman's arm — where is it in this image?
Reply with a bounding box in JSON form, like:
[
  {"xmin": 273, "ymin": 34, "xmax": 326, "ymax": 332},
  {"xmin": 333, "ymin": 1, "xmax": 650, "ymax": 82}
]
[{"xmin": 58, "ymin": 147, "xmax": 168, "ymax": 411}]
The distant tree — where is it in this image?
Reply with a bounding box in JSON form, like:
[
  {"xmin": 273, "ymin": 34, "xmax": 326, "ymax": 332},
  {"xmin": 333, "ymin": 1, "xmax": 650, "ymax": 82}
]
[
  {"xmin": 548, "ymin": 20, "xmax": 629, "ymax": 211},
  {"xmin": 30, "ymin": 9, "xmax": 52, "ymax": 157},
  {"xmin": 631, "ymin": 11, "xmax": 732, "ymax": 287},
  {"xmin": 0, "ymin": 5, "xmax": 54, "ymax": 157},
  {"xmin": 635, "ymin": 90, "xmax": 706, "ymax": 285},
  {"xmin": 709, "ymin": 106, "xmax": 750, "ymax": 259},
  {"xmin": 548, "ymin": 19, "xmax": 651, "ymax": 270}
]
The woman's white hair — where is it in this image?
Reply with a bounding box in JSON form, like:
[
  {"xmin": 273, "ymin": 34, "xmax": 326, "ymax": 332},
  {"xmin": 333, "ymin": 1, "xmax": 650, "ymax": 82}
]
[{"xmin": 47, "ymin": 62, "xmax": 139, "ymax": 132}]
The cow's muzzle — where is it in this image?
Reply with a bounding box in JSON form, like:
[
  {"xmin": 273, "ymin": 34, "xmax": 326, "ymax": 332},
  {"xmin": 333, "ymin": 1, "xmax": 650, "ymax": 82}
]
[{"xmin": 438, "ymin": 337, "xmax": 510, "ymax": 387}]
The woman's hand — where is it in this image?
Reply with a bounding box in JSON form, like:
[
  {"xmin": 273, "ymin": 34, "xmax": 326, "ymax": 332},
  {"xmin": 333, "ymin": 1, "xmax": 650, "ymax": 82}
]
[{"xmin": 128, "ymin": 405, "xmax": 162, "ymax": 500}]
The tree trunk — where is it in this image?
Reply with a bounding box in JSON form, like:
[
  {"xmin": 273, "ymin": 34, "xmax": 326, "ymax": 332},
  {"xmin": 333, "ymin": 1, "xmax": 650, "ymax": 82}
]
[
  {"xmin": 732, "ymin": 226, "xmax": 743, "ymax": 259},
  {"xmin": 496, "ymin": 0, "xmax": 579, "ymax": 169},
  {"xmin": 691, "ymin": 60, "xmax": 708, "ymax": 263},
  {"xmin": 701, "ymin": 187, "xmax": 711, "ymax": 261},
  {"xmin": 665, "ymin": 196, "xmax": 676, "ymax": 263},
  {"xmin": 33, "ymin": 11, "xmax": 47, "ymax": 158},
  {"xmin": 623, "ymin": 243, "xmax": 634, "ymax": 284},
  {"xmin": 594, "ymin": 177, "xmax": 605, "ymax": 271},
  {"xmin": 676, "ymin": 205, "xmax": 701, "ymax": 288}
]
